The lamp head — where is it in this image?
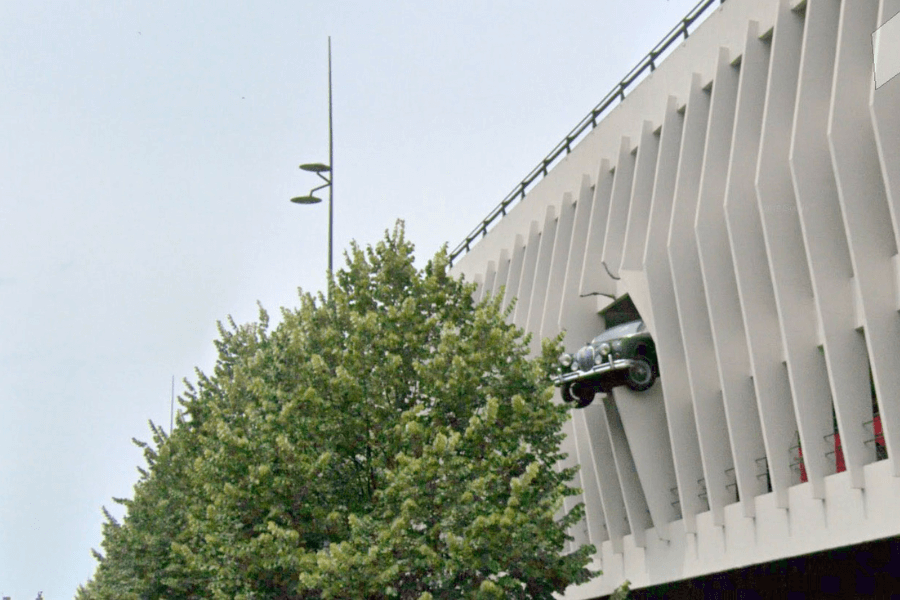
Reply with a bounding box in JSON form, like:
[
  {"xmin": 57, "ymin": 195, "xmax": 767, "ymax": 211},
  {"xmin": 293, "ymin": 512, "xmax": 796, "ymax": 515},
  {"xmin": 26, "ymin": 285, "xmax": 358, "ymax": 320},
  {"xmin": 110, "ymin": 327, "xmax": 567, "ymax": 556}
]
[
  {"xmin": 299, "ymin": 163, "xmax": 331, "ymax": 173},
  {"xmin": 290, "ymin": 195, "xmax": 323, "ymax": 205}
]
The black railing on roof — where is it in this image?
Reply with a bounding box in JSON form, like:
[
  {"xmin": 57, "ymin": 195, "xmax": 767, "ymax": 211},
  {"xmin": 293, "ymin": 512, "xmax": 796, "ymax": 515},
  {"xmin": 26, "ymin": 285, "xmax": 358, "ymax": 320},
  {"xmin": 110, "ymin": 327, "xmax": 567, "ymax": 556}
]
[{"xmin": 449, "ymin": 0, "xmax": 727, "ymax": 265}]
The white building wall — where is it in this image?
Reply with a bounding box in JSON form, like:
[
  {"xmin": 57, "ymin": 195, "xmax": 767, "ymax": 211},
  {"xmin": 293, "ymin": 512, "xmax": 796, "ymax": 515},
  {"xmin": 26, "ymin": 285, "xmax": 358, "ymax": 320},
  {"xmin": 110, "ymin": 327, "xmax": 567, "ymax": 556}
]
[{"xmin": 451, "ymin": 0, "xmax": 900, "ymax": 596}]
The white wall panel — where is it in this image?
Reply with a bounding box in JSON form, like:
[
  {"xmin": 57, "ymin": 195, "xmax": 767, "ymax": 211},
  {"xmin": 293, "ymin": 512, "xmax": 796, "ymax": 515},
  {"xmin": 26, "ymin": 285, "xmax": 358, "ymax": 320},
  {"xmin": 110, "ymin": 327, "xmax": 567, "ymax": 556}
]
[{"xmin": 829, "ymin": 0, "xmax": 900, "ymax": 477}]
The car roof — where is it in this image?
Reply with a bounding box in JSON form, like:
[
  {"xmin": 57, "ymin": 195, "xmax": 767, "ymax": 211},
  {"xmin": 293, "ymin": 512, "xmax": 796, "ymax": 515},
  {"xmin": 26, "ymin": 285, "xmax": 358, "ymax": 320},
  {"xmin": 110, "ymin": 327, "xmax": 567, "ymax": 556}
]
[{"xmin": 591, "ymin": 319, "xmax": 645, "ymax": 344}]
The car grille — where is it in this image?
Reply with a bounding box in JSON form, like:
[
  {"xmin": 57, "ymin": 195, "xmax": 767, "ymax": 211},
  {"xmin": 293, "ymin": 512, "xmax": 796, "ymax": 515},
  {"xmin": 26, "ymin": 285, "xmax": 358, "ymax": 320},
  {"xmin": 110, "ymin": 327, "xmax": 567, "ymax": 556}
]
[{"xmin": 575, "ymin": 346, "xmax": 595, "ymax": 371}]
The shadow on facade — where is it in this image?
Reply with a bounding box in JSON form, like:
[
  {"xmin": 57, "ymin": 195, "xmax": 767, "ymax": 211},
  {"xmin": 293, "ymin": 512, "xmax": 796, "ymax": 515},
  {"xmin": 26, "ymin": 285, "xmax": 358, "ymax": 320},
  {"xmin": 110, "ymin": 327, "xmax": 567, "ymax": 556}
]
[{"xmin": 622, "ymin": 537, "xmax": 900, "ymax": 599}]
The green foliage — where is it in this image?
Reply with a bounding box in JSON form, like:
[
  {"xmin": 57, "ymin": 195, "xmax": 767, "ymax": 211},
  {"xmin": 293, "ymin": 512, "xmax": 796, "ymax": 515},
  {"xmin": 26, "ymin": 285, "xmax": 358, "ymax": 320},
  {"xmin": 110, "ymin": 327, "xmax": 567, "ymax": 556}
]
[
  {"xmin": 78, "ymin": 222, "xmax": 595, "ymax": 599},
  {"xmin": 611, "ymin": 580, "xmax": 631, "ymax": 599}
]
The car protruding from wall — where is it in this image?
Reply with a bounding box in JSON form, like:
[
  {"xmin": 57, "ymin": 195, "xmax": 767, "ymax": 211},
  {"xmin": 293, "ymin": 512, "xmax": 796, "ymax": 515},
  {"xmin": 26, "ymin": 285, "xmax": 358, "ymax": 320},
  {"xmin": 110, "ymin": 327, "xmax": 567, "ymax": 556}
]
[{"xmin": 553, "ymin": 319, "xmax": 658, "ymax": 408}]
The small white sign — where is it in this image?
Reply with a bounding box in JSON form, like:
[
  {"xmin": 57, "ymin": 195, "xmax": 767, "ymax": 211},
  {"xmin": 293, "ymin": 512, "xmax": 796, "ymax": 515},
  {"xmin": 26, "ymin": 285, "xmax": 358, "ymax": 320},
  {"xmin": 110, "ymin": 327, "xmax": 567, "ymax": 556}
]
[{"xmin": 873, "ymin": 10, "xmax": 900, "ymax": 88}]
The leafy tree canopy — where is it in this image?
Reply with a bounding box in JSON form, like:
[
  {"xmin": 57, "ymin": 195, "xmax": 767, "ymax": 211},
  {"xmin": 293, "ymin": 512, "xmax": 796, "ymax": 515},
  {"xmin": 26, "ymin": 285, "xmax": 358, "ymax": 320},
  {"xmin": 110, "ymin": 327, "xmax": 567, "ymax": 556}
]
[{"xmin": 78, "ymin": 223, "xmax": 595, "ymax": 600}]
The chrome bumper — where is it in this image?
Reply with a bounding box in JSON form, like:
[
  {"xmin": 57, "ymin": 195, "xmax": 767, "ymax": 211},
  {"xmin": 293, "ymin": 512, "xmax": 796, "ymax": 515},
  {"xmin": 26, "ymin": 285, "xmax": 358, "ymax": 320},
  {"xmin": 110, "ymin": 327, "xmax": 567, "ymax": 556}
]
[{"xmin": 552, "ymin": 358, "xmax": 638, "ymax": 385}]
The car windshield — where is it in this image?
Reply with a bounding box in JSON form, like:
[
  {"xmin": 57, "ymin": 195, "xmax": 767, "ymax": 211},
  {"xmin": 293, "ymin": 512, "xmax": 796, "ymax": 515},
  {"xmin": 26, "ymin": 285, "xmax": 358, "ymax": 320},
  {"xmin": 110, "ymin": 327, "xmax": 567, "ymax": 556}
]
[{"xmin": 592, "ymin": 320, "xmax": 645, "ymax": 344}]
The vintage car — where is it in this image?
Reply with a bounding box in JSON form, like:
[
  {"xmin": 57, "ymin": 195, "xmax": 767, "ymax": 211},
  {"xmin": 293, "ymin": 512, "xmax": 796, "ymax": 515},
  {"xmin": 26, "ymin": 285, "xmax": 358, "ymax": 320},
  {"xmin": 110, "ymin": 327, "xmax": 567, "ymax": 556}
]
[{"xmin": 553, "ymin": 319, "xmax": 658, "ymax": 407}]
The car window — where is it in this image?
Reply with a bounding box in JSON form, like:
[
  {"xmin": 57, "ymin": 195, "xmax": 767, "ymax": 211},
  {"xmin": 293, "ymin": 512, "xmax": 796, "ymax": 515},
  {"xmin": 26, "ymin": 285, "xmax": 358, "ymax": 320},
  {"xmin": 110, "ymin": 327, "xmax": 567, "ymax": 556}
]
[{"xmin": 593, "ymin": 320, "xmax": 643, "ymax": 343}]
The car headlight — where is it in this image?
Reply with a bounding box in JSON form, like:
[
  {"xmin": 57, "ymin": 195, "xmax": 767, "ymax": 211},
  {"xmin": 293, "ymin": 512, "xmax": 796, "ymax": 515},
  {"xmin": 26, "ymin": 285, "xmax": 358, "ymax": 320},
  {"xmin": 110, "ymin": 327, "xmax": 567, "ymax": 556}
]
[
  {"xmin": 594, "ymin": 353, "xmax": 605, "ymax": 365},
  {"xmin": 559, "ymin": 353, "xmax": 573, "ymax": 367},
  {"xmin": 599, "ymin": 342, "xmax": 611, "ymax": 356}
]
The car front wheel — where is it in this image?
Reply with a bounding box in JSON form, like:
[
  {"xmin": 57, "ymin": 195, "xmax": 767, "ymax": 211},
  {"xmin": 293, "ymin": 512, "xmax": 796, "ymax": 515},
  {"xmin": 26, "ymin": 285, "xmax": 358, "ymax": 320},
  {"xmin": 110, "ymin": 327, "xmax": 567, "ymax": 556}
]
[
  {"xmin": 562, "ymin": 381, "xmax": 596, "ymax": 408},
  {"xmin": 625, "ymin": 358, "xmax": 655, "ymax": 392}
]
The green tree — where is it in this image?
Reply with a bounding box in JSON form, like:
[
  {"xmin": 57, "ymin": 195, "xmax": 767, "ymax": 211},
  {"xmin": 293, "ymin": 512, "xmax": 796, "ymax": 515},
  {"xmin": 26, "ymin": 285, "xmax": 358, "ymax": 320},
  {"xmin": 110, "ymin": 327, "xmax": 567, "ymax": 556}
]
[{"xmin": 78, "ymin": 223, "xmax": 595, "ymax": 599}]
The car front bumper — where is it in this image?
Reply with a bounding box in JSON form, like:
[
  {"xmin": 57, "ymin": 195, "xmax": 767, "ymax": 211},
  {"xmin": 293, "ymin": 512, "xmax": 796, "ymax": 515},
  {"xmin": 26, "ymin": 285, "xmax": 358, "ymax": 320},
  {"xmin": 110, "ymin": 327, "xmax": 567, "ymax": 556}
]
[{"xmin": 552, "ymin": 357, "xmax": 641, "ymax": 385}]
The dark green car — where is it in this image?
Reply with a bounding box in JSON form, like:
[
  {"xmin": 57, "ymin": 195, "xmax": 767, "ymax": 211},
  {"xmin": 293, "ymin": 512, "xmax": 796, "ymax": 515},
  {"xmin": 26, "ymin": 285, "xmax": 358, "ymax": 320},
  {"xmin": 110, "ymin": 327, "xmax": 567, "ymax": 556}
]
[{"xmin": 553, "ymin": 319, "xmax": 658, "ymax": 408}]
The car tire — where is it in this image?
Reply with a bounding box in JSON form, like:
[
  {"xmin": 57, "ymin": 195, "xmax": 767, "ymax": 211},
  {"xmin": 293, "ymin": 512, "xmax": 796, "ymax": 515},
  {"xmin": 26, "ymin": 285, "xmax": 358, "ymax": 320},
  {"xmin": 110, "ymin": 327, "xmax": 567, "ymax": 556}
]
[
  {"xmin": 573, "ymin": 381, "xmax": 596, "ymax": 408},
  {"xmin": 625, "ymin": 358, "xmax": 655, "ymax": 392},
  {"xmin": 561, "ymin": 382, "xmax": 596, "ymax": 407}
]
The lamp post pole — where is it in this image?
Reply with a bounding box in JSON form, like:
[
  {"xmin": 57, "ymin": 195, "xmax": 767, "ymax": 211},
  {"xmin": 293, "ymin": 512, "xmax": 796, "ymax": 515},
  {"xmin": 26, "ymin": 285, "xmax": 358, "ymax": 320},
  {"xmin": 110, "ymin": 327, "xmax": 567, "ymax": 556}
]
[
  {"xmin": 326, "ymin": 35, "xmax": 333, "ymax": 276},
  {"xmin": 291, "ymin": 37, "xmax": 334, "ymax": 288}
]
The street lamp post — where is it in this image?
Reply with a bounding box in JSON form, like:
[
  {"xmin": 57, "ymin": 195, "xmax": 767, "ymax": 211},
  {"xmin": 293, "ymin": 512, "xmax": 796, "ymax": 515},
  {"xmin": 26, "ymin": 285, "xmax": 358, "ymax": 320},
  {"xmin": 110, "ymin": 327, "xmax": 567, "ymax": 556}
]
[{"xmin": 291, "ymin": 36, "xmax": 334, "ymax": 276}]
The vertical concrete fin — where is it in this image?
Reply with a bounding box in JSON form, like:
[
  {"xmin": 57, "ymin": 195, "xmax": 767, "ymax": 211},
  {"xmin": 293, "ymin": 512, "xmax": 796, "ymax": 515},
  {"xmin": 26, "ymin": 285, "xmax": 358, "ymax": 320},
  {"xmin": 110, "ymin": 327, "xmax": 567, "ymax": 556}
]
[
  {"xmin": 493, "ymin": 249, "xmax": 511, "ymax": 306},
  {"xmin": 601, "ymin": 137, "xmax": 638, "ymax": 277},
  {"xmin": 725, "ymin": 18, "xmax": 796, "ymax": 511},
  {"xmin": 584, "ymin": 401, "xmax": 631, "ymax": 554},
  {"xmin": 572, "ymin": 409, "xmax": 611, "ymax": 548},
  {"xmin": 790, "ymin": 0, "xmax": 870, "ymax": 490},
  {"xmin": 581, "ymin": 159, "xmax": 617, "ymax": 297},
  {"xmin": 622, "ymin": 121, "xmax": 662, "ymax": 274},
  {"xmin": 559, "ymin": 175, "xmax": 603, "ymax": 342},
  {"xmin": 644, "ymin": 94, "xmax": 705, "ymax": 533},
  {"xmin": 669, "ymin": 72, "xmax": 735, "ymax": 528},
  {"xmin": 604, "ymin": 397, "xmax": 653, "ymax": 548},
  {"xmin": 614, "ymin": 383, "xmax": 679, "ymax": 540},
  {"xmin": 756, "ymin": 0, "xmax": 831, "ymax": 500},
  {"xmin": 697, "ymin": 45, "xmax": 765, "ymax": 519},
  {"xmin": 503, "ymin": 234, "xmax": 526, "ymax": 314},
  {"xmin": 540, "ymin": 194, "xmax": 577, "ymax": 341},
  {"xmin": 511, "ymin": 221, "xmax": 542, "ymax": 328},
  {"xmin": 525, "ymin": 206, "xmax": 558, "ymax": 353},
  {"xmin": 481, "ymin": 261, "xmax": 497, "ymax": 301}
]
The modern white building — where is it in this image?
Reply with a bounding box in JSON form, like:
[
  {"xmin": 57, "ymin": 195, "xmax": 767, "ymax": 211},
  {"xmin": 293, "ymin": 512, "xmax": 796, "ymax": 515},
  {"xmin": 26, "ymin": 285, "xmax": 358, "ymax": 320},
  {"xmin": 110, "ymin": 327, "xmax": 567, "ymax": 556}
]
[{"xmin": 450, "ymin": 0, "xmax": 900, "ymax": 596}]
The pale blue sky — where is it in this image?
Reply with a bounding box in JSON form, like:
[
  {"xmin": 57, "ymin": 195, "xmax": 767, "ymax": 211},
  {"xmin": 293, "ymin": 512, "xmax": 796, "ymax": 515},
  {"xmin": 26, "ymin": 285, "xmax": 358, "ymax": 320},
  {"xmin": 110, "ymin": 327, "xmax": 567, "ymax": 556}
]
[{"xmin": 0, "ymin": 1, "xmax": 706, "ymax": 596}]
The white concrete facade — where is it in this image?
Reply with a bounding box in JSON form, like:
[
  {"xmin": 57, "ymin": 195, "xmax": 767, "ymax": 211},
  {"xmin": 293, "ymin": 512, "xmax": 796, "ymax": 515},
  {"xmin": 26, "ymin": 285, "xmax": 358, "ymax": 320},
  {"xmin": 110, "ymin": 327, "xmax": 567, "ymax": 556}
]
[{"xmin": 451, "ymin": 0, "xmax": 900, "ymax": 596}]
